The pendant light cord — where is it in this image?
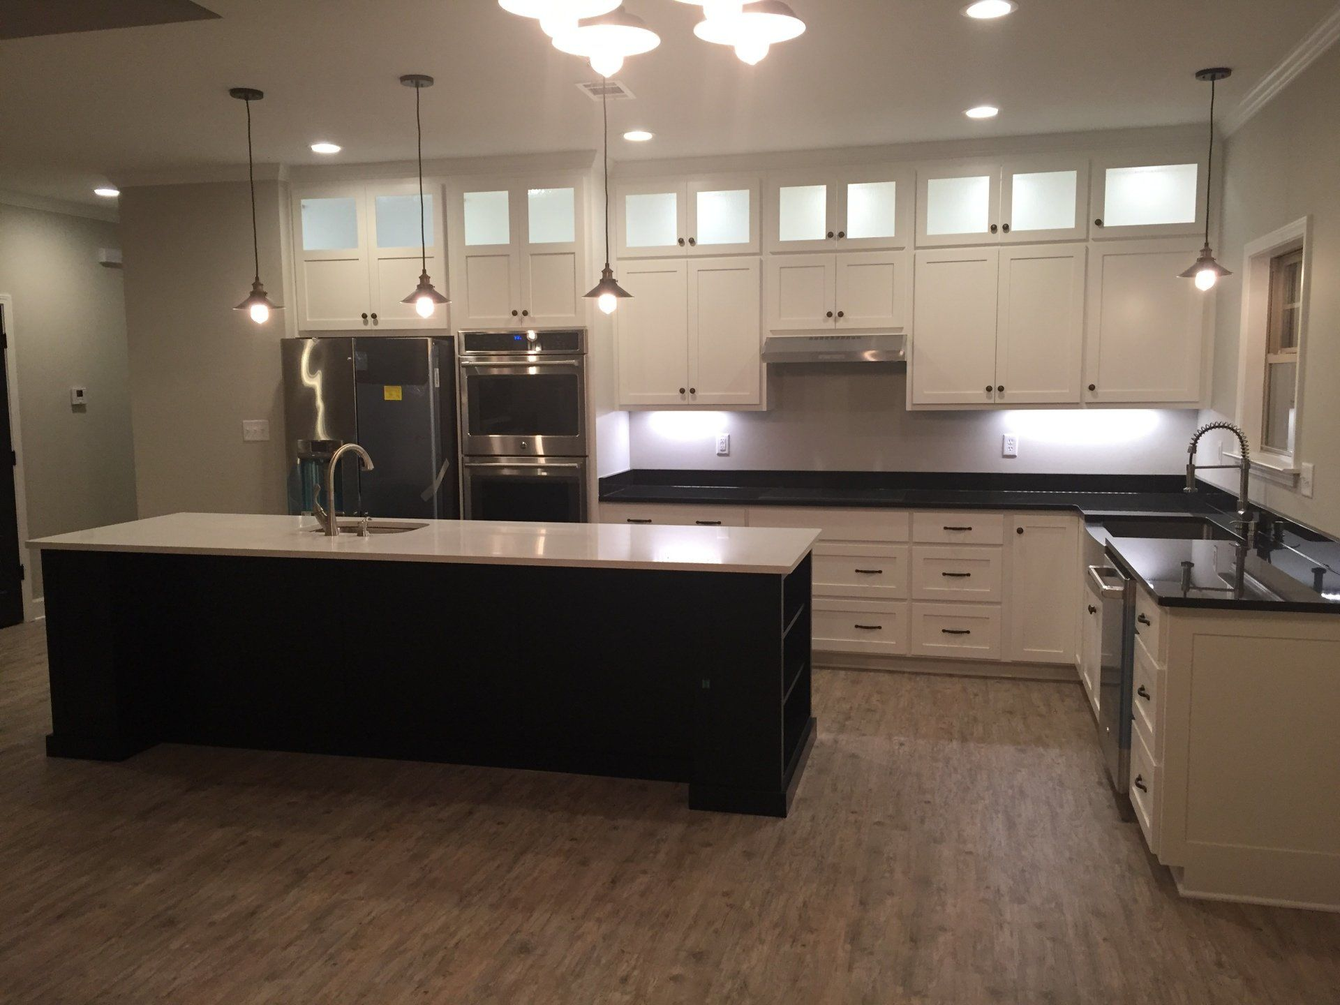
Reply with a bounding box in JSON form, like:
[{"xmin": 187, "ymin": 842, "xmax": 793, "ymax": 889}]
[
  {"xmin": 416, "ymin": 82, "xmax": 426, "ymax": 274},
  {"xmin": 602, "ymin": 77, "xmax": 611, "ymax": 266},
  {"xmin": 245, "ymin": 96, "xmax": 259, "ymax": 284},
  {"xmin": 1204, "ymin": 77, "xmax": 1215, "ymax": 247}
]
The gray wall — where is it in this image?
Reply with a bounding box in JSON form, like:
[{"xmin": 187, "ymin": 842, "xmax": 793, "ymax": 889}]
[
  {"xmin": 1198, "ymin": 42, "xmax": 1340, "ymax": 536},
  {"xmin": 120, "ymin": 181, "xmax": 292, "ymax": 518},
  {"xmin": 0, "ymin": 203, "xmax": 138, "ymax": 599},
  {"xmin": 628, "ymin": 368, "xmax": 1199, "ymax": 474}
]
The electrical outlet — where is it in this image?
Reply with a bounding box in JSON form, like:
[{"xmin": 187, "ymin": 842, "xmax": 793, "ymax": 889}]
[
  {"xmin": 69, "ymin": 386, "xmax": 87, "ymax": 408},
  {"xmin": 242, "ymin": 420, "xmax": 270, "ymax": 442},
  {"xmin": 1002, "ymin": 434, "xmax": 1019, "ymax": 458},
  {"xmin": 715, "ymin": 433, "xmax": 731, "ymax": 457},
  {"xmin": 1300, "ymin": 462, "xmax": 1315, "ymax": 498}
]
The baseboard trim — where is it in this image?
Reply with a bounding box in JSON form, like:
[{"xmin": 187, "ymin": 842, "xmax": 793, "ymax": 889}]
[{"xmin": 814, "ymin": 650, "xmax": 1079, "ymax": 683}]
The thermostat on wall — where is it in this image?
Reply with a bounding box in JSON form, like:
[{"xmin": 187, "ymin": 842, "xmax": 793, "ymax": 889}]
[{"xmin": 70, "ymin": 386, "xmax": 87, "ymax": 408}]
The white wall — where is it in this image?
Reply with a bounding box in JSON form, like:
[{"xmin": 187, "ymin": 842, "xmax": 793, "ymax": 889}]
[
  {"xmin": 0, "ymin": 201, "xmax": 138, "ymax": 600},
  {"xmin": 629, "ymin": 368, "xmax": 1198, "ymax": 473}
]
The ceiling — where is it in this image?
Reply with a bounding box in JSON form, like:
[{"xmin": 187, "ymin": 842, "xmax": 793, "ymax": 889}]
[{"xmin": 1, "ymin": 0, "xmax": 1336, "ymax": 208}]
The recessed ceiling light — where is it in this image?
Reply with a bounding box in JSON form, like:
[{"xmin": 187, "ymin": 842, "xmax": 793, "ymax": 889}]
[
  {"xmin": 962, "ymin": 0, "xmax": 1017, "ymax": 18},
  {"xmin": 93, "ymin": 186, "xmax": 120, "ymax": 198},
  {"xmin": 310, "ymin": 141, "xmax": 341, "ymax": 155},
  {"xmin": 623, "ymin": 129, "xmax": 654, "ymax": 142},
  {"xmin": 965, "ymin": 105, "xmax": 999, "ymax": 119}
]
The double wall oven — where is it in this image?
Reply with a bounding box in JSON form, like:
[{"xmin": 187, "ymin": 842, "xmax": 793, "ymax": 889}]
[{"xmin": 458, "ymin": 329, "xmax": 589, "ymax": 523}]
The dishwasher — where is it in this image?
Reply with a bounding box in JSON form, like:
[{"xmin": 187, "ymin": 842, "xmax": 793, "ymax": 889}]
[{"xmin": 1087, "ymin": 556, "xmax": 1135, "ymax": 816}]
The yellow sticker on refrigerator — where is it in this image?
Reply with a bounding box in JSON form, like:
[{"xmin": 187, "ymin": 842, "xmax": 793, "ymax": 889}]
[{"xmin": 383, "ymin": 385, "xmax": 403, "ymax": 401}]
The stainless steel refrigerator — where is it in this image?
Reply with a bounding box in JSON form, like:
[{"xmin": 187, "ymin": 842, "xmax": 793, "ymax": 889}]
[{"xmin": 280, "ymin": 336, "xmax": 459, "ymax": 520}]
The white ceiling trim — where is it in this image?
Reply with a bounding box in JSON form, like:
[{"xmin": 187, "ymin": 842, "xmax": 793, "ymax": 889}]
[
  {"xmin": 1222, "ymin": 2, "xmax": 1340, "ymax": 135},
  {"xmin": 0, "ymin": 189, "xmax": 118, "ymax": 223}
]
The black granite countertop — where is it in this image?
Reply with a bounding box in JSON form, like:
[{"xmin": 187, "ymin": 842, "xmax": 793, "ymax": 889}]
[{"xmin": 599, "ymin": 469, "xmax": 1340, "ymax": 614}]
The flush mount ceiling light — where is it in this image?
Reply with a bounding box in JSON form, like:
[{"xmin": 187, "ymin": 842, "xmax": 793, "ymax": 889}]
[
  {"xmin": 623, "ymin": 129, "xmax": 654, "ymax": 141},
  {"xmin": 398, "ymin": 74, "xmax": 450, "ymax": 320},
  {"xmin": 228, "ymin": 87, "xmax": 283, "ymax": 326},
  {"xmin": 584, "ymin": 79, "xmax": 632, "ymax": 316},
  {"xmin": 692, "ymin": 0, "xmax": 805, "ymax": 65},
  {"xmin": 310, "ymin": 141, "xmax": 341, "ymax": 154},
  {"xmin": 1179, "ymin": 67, "xmax": 1233, "ymax": 292},
  {"xmin": 962, "ymin": 0, "xmax": 1017, "ymax": 19},
  {"xmin": 965, "ymin": 104, "xmax": 999, "ymax": 118},
  {"xmin": 498, "ymin": 0, "xmax": 619, "ymax": 37},
  {"xmin": 93, "ymin": 186, "xmax": 120, "ymax": 198},
  {"xmin": 552, "ymin": 6, "xmax": 661, "ymax": 77}
]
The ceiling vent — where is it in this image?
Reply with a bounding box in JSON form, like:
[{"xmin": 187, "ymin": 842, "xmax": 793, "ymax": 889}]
[{"xmin": 577, "ymin": 80, "xmax": 636, "ymax": 102}]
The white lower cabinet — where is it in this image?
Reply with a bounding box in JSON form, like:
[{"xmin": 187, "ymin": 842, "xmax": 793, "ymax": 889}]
[
  {"xmin": 1007, "ymin": 513, "xmax": 1080, "ymax": 664},
  {"xmin": 1130, "ymin": 725, "xmax": 1160, "ymax": 854},
  {"xmin": 813, "ymin": 543, "xmax": 909, "ymax": 600},
  {"xmin": 910, "ymin": 603, "xmax": 1003, "ymax": 660},
  {"xmin": 813, "ymin": 599, "xmax": 910, "ymax": 655},
  {"xmin": 598, "ymin": 502, "xmax": 748, "ymax": 527},
  {"xmin": 1079, "ymin": 592, "xmax": 1101, "ymax": 718},
  {"xmin": 911, "ymin": 546, "xmax": 1003, "ymax": 602}
]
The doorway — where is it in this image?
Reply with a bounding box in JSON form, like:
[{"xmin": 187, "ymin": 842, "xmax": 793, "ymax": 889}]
[{"xmin": 0, "ymin": 301, "xmax": 26, "ymax": 626}]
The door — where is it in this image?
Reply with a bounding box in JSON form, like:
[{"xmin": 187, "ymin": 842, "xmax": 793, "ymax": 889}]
[
  {"xmin": 994, "ymin": 244, "xmax": 1085, "ymax": 404},
  {"xmin": 835, "ymin": 251, "xmax": 910, "ymax": 331},
  {"xmin": 911, "ymin": 248, "xmax": 999, "ymax": 405},
  {"xmin": 1090, "ymin": 153, "xmax": 1206, "ymax": 240},
  {"xmin": 766, "ymin": 173, "xmax": 839, "ymax": 253},
  {"xmin": 459, "ymin": 357, "xmax": 587, "ymax": 457},
  {"xmin": 616, "ymin": 180, "xmax": 687, "ymax": 259},
  {"xmin": 0, "ymin": 305, "xmax": 23, "ymax": 626},
  {"xmin": 1000, "ymin": 155, "xmax": 1090, "ymax": 243},
  {"xmin": 454, "ymin": 185, "xmax": 521, "ymax": 328},
  {"xmin": 688, "ymin": 258, "xmax": 761, "ymax": 406},
  {"xmin": 1007, "ymin": 514, "xmax": 1079, "ymax": 664},
  {"xmin": 1084, "ymin": 239, "xmax": 1206, "ymax": 404},
  {"xmin": 616, "ymin": 260, "xmax": 690, "ymax": 407},
  {"xmin": 521, "ymin": 182, "xmax": 582, "ymax": 326},
  {"xmin": 294, "ymin": 186, "xmax": 371, "ymax": 330},
  {"xmin": 765, "ymin": 254, "xmax": 836, "ymax": 331},
  {"xmin": 916, "ymin": 161, "xmax": 1002, "ymax": 247},
  {"xmin": 836, "ymin": 166, "xmax": 912, "ymax": 250},
  {"xmin": 368, "ymin": 182, "xmax": 447, "ymax": 329},
  {"xmin": 463, "ymin": 459, "xmax": 587, "ymax": 522},
  {"xmin": 353, "ymin": 338, "xmax": 442, "ymax": 517},
  {"xmin": 687, "ymin": 176, "xmax": 759, "ymax": 255}
]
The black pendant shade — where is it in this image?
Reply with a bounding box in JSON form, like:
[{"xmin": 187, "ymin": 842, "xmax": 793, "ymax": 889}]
[
  {"xmin": 1180, "ymin": 67, "xmax": 1232, "ymax": 291},
  {"xmin": 583, "ymin": 76, "xmax": 631, "ymax": 314},
  {"xmin": 229, "ymin": 87, "xmax": 283, "ymax": 323},
  {"xmin": 400, "ymin": 74, "xmax": 449, "ymax": 319}
]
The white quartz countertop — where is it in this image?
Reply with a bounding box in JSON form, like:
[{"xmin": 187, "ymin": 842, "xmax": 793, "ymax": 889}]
[{"xmin": 30, "ymin": 513, "xmax": 819, "ymax": 576}]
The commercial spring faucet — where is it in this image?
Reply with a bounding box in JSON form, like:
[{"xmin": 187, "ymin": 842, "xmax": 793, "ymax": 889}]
[
  {"xmin": 1185, "ymin": 420, "xmax": 1254, "ymax": 531},
  {"xmin": 312, "ymin": 442, "xmax": 375, "ymax": 537}
]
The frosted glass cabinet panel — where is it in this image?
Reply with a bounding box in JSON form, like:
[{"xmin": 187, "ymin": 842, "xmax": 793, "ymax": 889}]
[
  {"xmin": 463, "ymin": 190, "xmax": 512, "ymax": 247},
  {"xmin": 374, "ymin": 194, "xmax": 434, "ymax": 249},
  {"xmin": 1091, "ymin": 155, "xmax": 1206, "ymax": 239},
  {"xmin": 918, "ymin": 162, "xmax": 1000, "ymax": 247},
  {"xmin": 301, "ymin": 197, "xmax": 361, "ymax": 251},
  {"xmin": 768, "ymin": 167, "xmax": 910, "ymax": 251},
  {"xmin": 619, "ymin": 187, "xmax": 684, "ymax": 257},
  {"xmin": 846, "ymin": 181, "xmax": 897, "ymax": 241},
  {"xmin": 527, "ymin": 187, "xmax": 576, "ymax": 245},
  {"xmin": 778, "ymin": 184, "xmax": 829, "ymax": 243},
  {"xmin": 616, "ymin": 176, "xmax": 759, "ymax": 257},
  {"xmin": 695, "ymin": 189, "xmax": 751, "ymax": 247},
  {"xmin": 1000, "ymin": 156, "xmax": 1090, "ymax": 242}
]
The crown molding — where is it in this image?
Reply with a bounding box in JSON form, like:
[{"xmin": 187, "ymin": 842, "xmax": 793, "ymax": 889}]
[
  {"xmin": 1222, "ymin": 3, "xmax": 1340, "ymax": 135},
  {"xmin": 0, "ymin": 189, "xmax": 118, "ymax": 223}
]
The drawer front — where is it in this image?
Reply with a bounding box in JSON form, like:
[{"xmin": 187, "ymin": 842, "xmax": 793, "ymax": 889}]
[
  {"xmin": 910, "ymin": 603, "xmax": 1003, "ymax": 660},
  {"xmin": 813, "ymin": 543, "xmax": 909, "ymax": 599},
  {"xmin": 912, "ymin": 511, "xmax": 1005, "ymax": 545},
  {"xmin": 813, "ymin": 599, "xmax": 910, "ymax": 655},
  {"xmin": 911, "ymin": 545, "xmax": 1003, "ymax": 602},
  {"xmin": 1132, "ymin": 635, "xmax": 1162, "ymax": 757},
  {"xmin": 750, "ymin": 507, "xmax": 910, "ymax": 542},
  {"xmin": 1130, "ymin": 727, "xmax": 1159, "ymax": 854},
  {"xmin": 1134, "ymin": 586, "xmax": 1164, "ymax": 664},
  {"xmin": 600, "ymin": 503, "xmax": 748, "ymax": 527}
]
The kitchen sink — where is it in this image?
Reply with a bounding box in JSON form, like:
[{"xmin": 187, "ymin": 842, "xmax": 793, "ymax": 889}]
[
  {"xmin": 1099, "ymin": 516, "xmax": 1242, "ymax": 541},
  {"xmin": 307, "ymin": 520, "xmax": 428, "ymax": 536}
]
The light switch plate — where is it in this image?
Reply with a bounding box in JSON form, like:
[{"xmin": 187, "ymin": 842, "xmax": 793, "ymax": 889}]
[
  {"xmin": 1300, "ymin": 462, "xmax": 1315, "ymax": 498},
  {"xmin": 242, "ymin": 419, "xmax": 270, "ymax": 442},
  {"xmin": 70, "ymin": 386, "xmax": 87, "ymax": 408},
  {"xmin": 1002, "ymin": 434, "xmax": 1019, "ymax": 458},
  {"xmin": 716, "ymin": 433, "xmax": 730, "ymax": 457}
]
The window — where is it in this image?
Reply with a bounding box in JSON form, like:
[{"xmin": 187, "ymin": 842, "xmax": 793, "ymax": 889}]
[{"xmin": 1263, "ymin": 247, "xmax": 1302, "ymax": 455}]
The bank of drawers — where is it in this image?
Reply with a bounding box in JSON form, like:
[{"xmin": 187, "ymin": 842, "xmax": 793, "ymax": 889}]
[
  {"xmin": 1131, "ymin": 589, "xmax": 1167, "ymax": 855},
  {"xmin": 599, "ymin": 502, "xmax": 748, "ymax": 527}
]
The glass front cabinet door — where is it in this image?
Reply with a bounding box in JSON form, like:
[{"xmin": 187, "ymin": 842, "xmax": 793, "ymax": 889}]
[
  {"xmin": 1090, "ymin": 153, "xmax": 1207, "ymax": 240},
  {"xmin": 767, "ymin": 167, "xmax": 911, "ymax": 253},
  {"xmin": 617, "ymin": 176, "xmax": 759, "ymax": 258},
  {"xmin": 916, "ymin": 161, "xmax": 1002, "ymax": 248},
  {"xmin": 999, "ymin": 156, "xmax": 1090, "ymax": 243}
]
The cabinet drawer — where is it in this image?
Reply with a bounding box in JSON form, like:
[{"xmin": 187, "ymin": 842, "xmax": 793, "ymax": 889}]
[
  {"xmin": 910, "ymin": 603, "xmax": 1002, "ymax": 660},
  {"xmin": 1132, "ymin": 635, "xmax": 1163, "ymax": 757},
  {"xmin": 1130, "ymin": 727, "xmax": 1160, "ymax": 854},
  {"xmin": 600, "ymin": 503, "xmax": 748, "ymax": 527},
  {"xmin": 813, "ymin": 543, "xmax": 909, "ymax": 600},
  {"xmin": 1134, "ymin": 586, "xmax": 1164, "ymax": 664},
  {"xmin": 911, "ymin": 546, "xmax": 1002, "ymax": 602},
  {"xmin": 750, "ymin": 507, "xmax": 909, "ymax": 542},
  {"xmin": 912, "ymin": 511, "xmax": 1005, "ymax": 545},
  {"xmin": 813, "ymin": 599, "xmax": 910, "ymax": 656}
]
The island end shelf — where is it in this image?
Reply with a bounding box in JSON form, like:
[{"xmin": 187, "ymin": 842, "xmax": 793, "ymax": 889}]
[{"xmin": 35, "ymin": 516, "xmax": 817, "ymax": 817}]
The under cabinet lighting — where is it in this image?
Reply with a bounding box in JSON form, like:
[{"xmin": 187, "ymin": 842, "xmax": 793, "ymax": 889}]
[
  {"xmin": 310, "ymin": 141, "xmax": 341, "ymax": 154},
  {"xmin": 623, "ymin": 129, "xmax": 654, "ymax": 142},
  {"xmin": 962, "ymin": 1, "xmax": 1018, "ymax": 18},
  {"xmin": 93, "ymin": 186, "xmax": 120, "ymax": 198},
  {"xmin": 965, "ymin": 105, "xmax": 999, "ymax": 119}
]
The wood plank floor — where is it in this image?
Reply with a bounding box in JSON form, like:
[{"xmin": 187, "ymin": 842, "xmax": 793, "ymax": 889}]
[{"xmin": 2, "ymin": 620, "xmax": 1338, "ymax": 1004}]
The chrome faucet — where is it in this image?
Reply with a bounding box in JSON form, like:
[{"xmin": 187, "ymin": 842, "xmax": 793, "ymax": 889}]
[
  {"xmin": 1185, "ymin": 420, "xmax": 1254, "ymax": 534},
  {"xmin": 312, "ymin": 443, "xmax": 375, "ymax": 537}
]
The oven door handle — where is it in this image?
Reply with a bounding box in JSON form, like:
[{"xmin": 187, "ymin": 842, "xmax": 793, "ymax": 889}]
[
  {"xmin": 1087, "ymin": 565, "xmax": 1129, "ymax": 595},
  {"xmin": 459, "ymin": 359, "xmax": 582, "ymax": 367},
  {"xmin": 465, "ymin": 462, "xmax": 586, "ymax": 476}
]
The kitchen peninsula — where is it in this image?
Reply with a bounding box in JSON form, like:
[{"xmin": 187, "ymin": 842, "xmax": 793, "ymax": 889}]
[{"xmin": 32, "ymin": 514, "xmax": 818, "ymax": 817}]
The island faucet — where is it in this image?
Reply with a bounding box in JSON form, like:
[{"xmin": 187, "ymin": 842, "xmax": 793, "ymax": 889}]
[
  {"xmin": 1184, "ymin": 420, "xmax": 1254, "ymax": 533},
  {"xmin": 312, "ymin": 442, "xmax": 375, "ymax": 537}
]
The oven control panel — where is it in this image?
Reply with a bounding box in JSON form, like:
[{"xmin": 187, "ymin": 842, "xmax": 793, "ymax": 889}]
[{"xmin": 460, "ymin": 329, "xmax": 585, "ymax": 355}]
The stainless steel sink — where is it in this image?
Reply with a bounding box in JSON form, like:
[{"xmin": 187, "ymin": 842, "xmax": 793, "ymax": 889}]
[
  {"xmin": 1099, "ymin": 516, "xmax": 1241, "ymax": 541},
  {"xmin": 307, "ymin": 519, "xmax": 428, "ymax": 536}
]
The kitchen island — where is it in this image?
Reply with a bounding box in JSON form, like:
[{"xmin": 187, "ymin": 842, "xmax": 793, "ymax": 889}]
[{"xmin": 32, "ymin": 514, "xmax": 819, "ymax": 817}]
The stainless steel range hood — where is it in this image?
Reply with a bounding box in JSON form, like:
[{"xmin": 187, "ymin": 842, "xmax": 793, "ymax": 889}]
[{"xmin": 761, "ymin": 333, "xmax": 907, "ymax": 364}]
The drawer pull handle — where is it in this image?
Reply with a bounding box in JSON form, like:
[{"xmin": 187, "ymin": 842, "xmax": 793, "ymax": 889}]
[
  {"xmin": 854, "ymin": 568, "xmax": 884, "ymax": 575},
  {"xmin": 943, "ymin": 525, "xmax": 973, "ymax": 531},
  {"xmin": 941, "ymin": 571, "xmax": 972, "ymax": 578},
  {"xmin": 1087, "ymin": 605, "xmax": 1097, "ymax": 614},
  {"xmin": 854, "ymin": 623, "xmax": 883, "ymax": 631},
  {"xmin": 941, "ymin": 628, "xmax": 972, "ymax": 635},
  {"xmin": 1133, "ymin": 775, "xmax": 1148, "ymax": 793},
  {"xmin": 626, "ymin": 518, "xmax": 653, "ymax": 524},
  {"xmin": 695, "ymin": 520, "xmax": 722, "ymax": 526},
  {"xmin": 1137, "ymin": 613, "xmax": 1152, "ymax": 626},
  {"xmin": 1137, "ymin": 685, "xmax": 1151, "ymax": 701}
]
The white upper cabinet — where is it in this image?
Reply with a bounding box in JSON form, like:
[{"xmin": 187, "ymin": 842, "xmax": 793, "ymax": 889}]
[
  {"xmin": 765, "ymin": 251, "xmax": 909, "ymax": 333},
  {"xmin": 911, "ymin": 248, "xmax": 1000, "ymax": 405},
  {"xmin": 764, "ymin": 253, "xmax": 836, "ymax": 330},
  {"xmin": 687, "ymin": 258, "xmax": 762, "ymax": 406},
  {"xmin": 994, "ymin": 244, "xmax": 1086, "ymax": 404},
  {"xmin": 293, "ymin": 181, "xmax": 445, "ymax": 331},
  {"xmin": 1000, "ymin": 156, "xmax": 1090, "ymax": 243},
  {"xmin": 916, "ymin": 161, "xmax": 1001, "ymax": 247},
  {"xmin": 766, "ymin": 166, "xmax": 912, "ymax": 252},
  {"xmin": 448, "ymin": 175, "xmax": 585, "ymax": 329},
  {"xmin": 1090, "ymin": 152, "xmax": 1206, "ymax": 240},
  {"xmin": 616, "ymin": 260, "xmax": 691, "ymax": 407},
  {"xmin": 616, "ymin": 175, "xmax": 759, "ymax": 258},
  {"xmin": 1084, "ymin": 239, "xmax": 1207, "ymax": 404}
]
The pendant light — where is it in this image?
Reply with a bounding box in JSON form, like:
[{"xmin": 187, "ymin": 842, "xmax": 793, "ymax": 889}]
[
  {"xmin": 229, "ymin": 88, "xmax": 283, "ymax": 325},
  {"xmin": 584, "ymin": 78, "xmax": 631, "ymax": 316},
  {"xmin": 498, "ymin": 0, "xmax": 619, "ymax": 38},
  {"xmin": 693, "ymin": 0, "xmax": 806, "ymax": 65},
  {"xmin": 1179, "ymin": 67, "xmax": 1232, "ymax": 292},
  {"xmin": 399, "ymin": 74, "xmax": 450, "ymax": 320},
  {"xmin": 551, "ymin": 6, "xmax": 660, "ymax": 78}
]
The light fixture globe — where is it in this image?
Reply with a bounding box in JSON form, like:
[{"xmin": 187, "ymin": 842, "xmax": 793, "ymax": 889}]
[
  {"xmin": 551, "ymin": 5, "xmax": 661, "ymax": 76},
  {"xmin": 234, "ymin": 279, "xmax": 282, "ymax": 325},
  {"xmin": 693, "ymin": 0, "xmax": 806, "ymax": 63},
  {"xmin": 585, "ymin": 266, "xmax": 632, "ymax": 315},
  {"xmin": 402, "ymin": 271, "xmax": 451, "ymax": 318},
  {"xmin": 229, "ymin": 87, "xmax": 283, "ymax": 324},
  {"xmin": 1180, "ymin": 67, "xmax": 1232, "ymax": 292},
  {"xmin": 397, "ymin": 74, "xmax": 451, "ymax": 320},
  {"xmin": 1179, "ymin": 244, "xmax": 1231, "ymax": 291}
]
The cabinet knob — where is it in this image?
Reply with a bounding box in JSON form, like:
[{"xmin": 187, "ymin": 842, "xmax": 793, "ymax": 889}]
[
  {"xmin": 361, "ymin": 313, "xmax": 369, "ymax": 321},
  {"xmin": 990, "ymin": 223, "xmax": 998, "ymax": 234},
  {"xmin": 1016, "ymin": 526, "xmax": 1024, "ymax": 535},
  {"xmin": 677, "ymin": 237, "xmax": 685, "ymax": 246},
  {"xmin": 679, "ymin": 387, "xmax": 686, "ymax": 395},
  {"xmin": 826, "ymin": 231, "xmax": 835, "ymax": 239},
  {"xmin": 1133, "ymin": 775, "xmax": 1147, "ymax": 792},
  {"xmin": 370, "ymin": 313, "xmax": 378, "ymax": 321},
  {"xmin": 689, "ymin": 387, "xmax": 696, "ymax": 394},
  {"xmin": 826, "ymin": 311, "xmax": 833, "ymax": 318},
  {"xmin": 1094, "ymin": 218, "xmax": 1103, "ymax": 227},
  {"xmin": 1088, "ymin": 383, "xmax": 1097, "ymax": 392},
  {"xmin": 1002, "ymin": 223, "xmax": 1011, "ymax": 233},
  {"xmin": 1088, "ymin": 605, "xmax": 1097, "ymax": 614},
  {"xmin": 837, "ymin": 231, "xmax": 845, "ymax": 239},
  {"xmin": 997, "ymin": 385, "xmax": 1004, "ymax": 393},
  {"xmin": 1137, "ymin": 685, "xmax": 1152, "ymax": 700},
  {"xmin": 521, "ymin": 309, "xmax": 529, "ymax": 317},
  {"xmin": 688, "ymin": 237, "xmax": 696, "ymax": 246},
  {"xmin": 1137, "ymin": 613, "xmax": 1151, "ymax": 626},
  {"xmin": 985, "ymin": 385, "xmax": 993, "ymax": 394},
  {"xmin": 511, "ymin": 309, "xmax": 519, "ymax": 317},
  {"xmin": 837, "ymin": 310, "xmax": 845, "ymax": 318}
]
